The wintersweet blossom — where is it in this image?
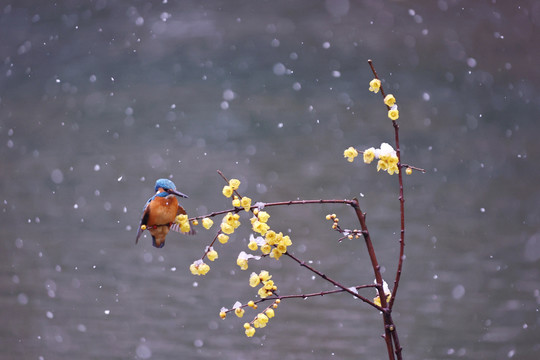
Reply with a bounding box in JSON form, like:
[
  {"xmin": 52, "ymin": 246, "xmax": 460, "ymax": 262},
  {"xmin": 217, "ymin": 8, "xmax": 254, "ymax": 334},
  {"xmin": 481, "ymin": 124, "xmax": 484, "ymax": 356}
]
[
  {"xmin": 222, "ymin": 185, "xmax": 233, "ymax": 198},
  {"xmin": 229, "ymin": 179, "xmax": 241, "ymax": 190},
  {"xmin": 257, "ymin": 211, "xmax": 270, "ymax": 223},
  {"xmin": 235, "ymin": 307, "xmax": 245, "ymax": 318},
  {"xmin": 232, "ymin": 196, "xmax": 241, "ymax": 207},
  {"xmin": 343, "ymin": 146, "xmax": 358, "ymax": 162},
  {"xmin": 388, "ymin": 106, "xmax": 399, "ymax": 121},
  {"xmin": 248, "ymin": 240, "xmax": 258, "ymax": 251},
  {"xmin": 369, "ymin": 78, "xmax": 381, "ymax": 93},
  {"xmin": 252, "ymin": 220, "xmax": 270, "ymax": 236},
  {"xmin": 236, "ymin": 251, "xmax": 260, "ymax": 270},
  {"xmin": 241, "ymin": 196, "xmax": 252, "ymax": 212},
  {"xmin": 202, "ymin": 217, "xmax": 213, "ymax": 230},
  {"xmin": 244, "ymin": 324, "xmax": 255, "ymax": 337},
  {"xmin": 190, "ymin": 260, "xmax": 210, "ymax": 276},
  {"xmin": 206, "ymin": 248, "xmax": 218, "ymax": 261},
  {"xmin": 384, "ymin": 94, "xmax": 396, "ymax": 107},
  {"xmin": 249, "ymin": 272, "xmax": 261, "ymax": 287},
  {"xmin": 363, "ymin": 147, "xmax": 375, "ymax": 164},
  {"xmin": 265, "ymin": 308, "xmax": 275, "ymax": 318},
  {"xmin": 253, "ymin": 313, "xmax": 269, "ymax": 328},
  {"xmin": 217, "ymin": 233, "xmax": 229, "ymax": 244}
]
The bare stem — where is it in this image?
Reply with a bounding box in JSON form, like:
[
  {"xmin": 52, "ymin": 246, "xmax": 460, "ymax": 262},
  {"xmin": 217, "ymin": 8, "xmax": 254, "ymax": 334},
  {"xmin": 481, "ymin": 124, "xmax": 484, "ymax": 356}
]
[{"xmin": 285, "ymin": 251, "xmax": 382, "ymax": 310}]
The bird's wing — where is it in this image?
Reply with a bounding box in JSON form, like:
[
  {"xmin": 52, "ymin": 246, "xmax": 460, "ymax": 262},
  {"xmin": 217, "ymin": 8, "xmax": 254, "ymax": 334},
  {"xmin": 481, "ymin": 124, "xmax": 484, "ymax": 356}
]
[{"xmin": 135, "ymin": 199, "xmax": 151, "ymax": 244}]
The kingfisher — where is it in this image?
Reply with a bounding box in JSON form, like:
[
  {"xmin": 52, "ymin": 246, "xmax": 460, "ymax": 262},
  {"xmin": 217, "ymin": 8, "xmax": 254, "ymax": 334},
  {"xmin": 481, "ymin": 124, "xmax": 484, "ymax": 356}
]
[{"xmin": 135, "ymin": 178, "xmax": 189, "ymax": 248}]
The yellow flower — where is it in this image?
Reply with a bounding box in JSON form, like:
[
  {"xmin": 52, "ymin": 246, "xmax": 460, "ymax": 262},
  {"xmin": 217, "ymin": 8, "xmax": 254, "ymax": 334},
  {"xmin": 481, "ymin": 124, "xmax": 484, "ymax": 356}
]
[
  {"xmin": 263, "ymin": 280, "xmax": 274, "ymax": 290},
  {"xmin": 198, "ymin": 262, "xmax": 210, "ymax": 275},
  {"xmin": 265, "ymin": 230, "xmax": 277, "ymax": 245},
  {"xmin": 232, "ymin": 196, "xmax": 241, "ymax": 207},
  {"xmin": 202, "ymin": 217, "xmax": 213, "ymax": 230},
  {"xmin": 175, "ymin": 214, "xmax": 188, "ymax": 224},
  {"xmin": 249, "ymin": 272, "xmax": 261, "ymax": 287},
  {"xmin": 237, "ymin": 252, "xmax": 250, "ymax": 270},
  {"xmin": 363, "ymin": 147, "xmax": 375, "ymax": 164},
  {"xmin": 257, "ymin": 211, "xmax": 270, "ymax": 223},
  {"xmin": 258, "ymin": 286, "xmax": 270, "ymax": 298},
  {"xmin": 387, "ymin": 164, "xmax": 399, "ymax": 175},
  {"xmin": 207, "ymin": 249, "xmax": 218, "ymax": 261},
  {"xmin": 259, "ymin": 270, "xmax": 271, "ymax": 282},
  {"xmin": 252, "ymin": 221, "xmax": 269, "ymax": 236},
  {"xmin": 247, "ymin": 300, "xmax": 255, "ymax": 308},
  {"xmin": 241, "ymin": 196, "xmax": 252, "ymax": 212},
  {"xmin": 384, "ymin": 94, "xmax": 396, "ymax": 107},
  {"xmin": 192, "ymin": 219, "xmax": 199, "ymax": 226},
  {"xmin": 270, "ymin": 248, "xmax": 283, "ymax": 260},
  {"xmin": 276, "ymin": 243, "xmax": 287, "ymax": 254},
  {"xmin": 190, "ymin": 261, "xmax": 210, "ymax": 276},
  {"xmin": 387, "ymin": 155, "xmax": 398, "ymax": 167},
  {"xmin": 245, "ymin": 326, "xmax": 256, "ymax": 337},
  {"xmin": 343, "ymin": 146, "xmax": 358, "ymax": 162},
  {"xmin": 405, "ymin": 167, "xmax": 412, "ymax": 175},
  {"xmin": 369, "ymin": 78, "xmax": 381, "ymax": 93},
  {"xmin": 222, "ymin": 185, "xmax": 233, "ymax": 198},
  {"xmin": 237, "ymin": 258, "xmax": 248, "ymax": 271},
  {"xmin": 377, "ymin": 159, "xmax": 388, "ymax": 172},
  {"xmin": 260, "ymin": 243, "xmax": 272, "ymax": 255},
  {"xmin": 235, "ymin": 307, "xmax": 245, "ymax": 318},
  {"xmin": 388, "ymin": 108, "xmax": 399, "ymax": 121},
  {"xmin": 229, "ymin": 179, "xmax": 241, "ymax": 190},
  {"xmin": 280, "ymin": 235, "xmax": 292, "ymax": 246},
  {"xmin": 219, "ymin": 311, "xmax": 226, "ymax": 319},
  {"xmin": 180, "ymin": 221, "xmax": 191, "ymax": 233},
  {"xmin": 253, "ymin": 313, "xmax": 269, "ymax": 328},
  {"xmin": 221, "ymin": 222, "xmax": 234, "ymax": 234},
  {"xmin": 218, "ymin": 233, "xmax": 229, "ymax": 244},
  {"xmin": 248, "ymin": 240, "xmax": 258, "ymax": 251},
  {"xmin": 265, "ymin": 308, "xmax": 275, "ymax": 318}
]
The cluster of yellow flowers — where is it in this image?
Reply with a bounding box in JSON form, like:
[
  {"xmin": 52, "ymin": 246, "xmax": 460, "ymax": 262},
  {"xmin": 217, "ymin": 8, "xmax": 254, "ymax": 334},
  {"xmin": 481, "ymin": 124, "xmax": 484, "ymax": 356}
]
[
  {"xmin": 364, "ymin": 142, "xmax": 400, "ymax": 175},
  {"xmin": 249, "ymin": 270, "xmax": 277, "ymax": 298},
  {"xmin": 189, "ymin": 259, "xmax": 210, "ymax": 276},
  {"xmin": 244, "ymin": 299, "xmax": 280, "ymax": 337},
  {"xmin": 248, "ymin": 228, "xmax": 292, "ymax": 261},
  {"xmin": 250, "ymin": 208, "xmax": 270, "ymax": 236},
  {"xmin": 174, "ymin": 214, "xmax": 191, "ymax": 233},
  {"xmin": 221, "ymin": 212, "xmax": 241, "ymax": 235},
  {"xmin": 344, "ymin": 143, "xmax": 401, "ymax": 175},
  {"xmin": 222, "ymin": 178, "xmax": 241, "ymax": 198},
  {"xmin": 369, "ymin": 78, "xmax": 399, "ymax": 121},
  {"xmin": 232, "ymin": 195, "xmax": 252, "ymax": 212}
]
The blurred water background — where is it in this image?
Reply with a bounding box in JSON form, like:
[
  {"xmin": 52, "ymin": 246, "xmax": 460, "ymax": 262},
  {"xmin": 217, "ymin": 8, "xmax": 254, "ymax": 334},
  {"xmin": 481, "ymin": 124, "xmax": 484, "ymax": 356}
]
[{"xmin": 1, "ymin": 1, "xmax": 540, "ymax": 359}]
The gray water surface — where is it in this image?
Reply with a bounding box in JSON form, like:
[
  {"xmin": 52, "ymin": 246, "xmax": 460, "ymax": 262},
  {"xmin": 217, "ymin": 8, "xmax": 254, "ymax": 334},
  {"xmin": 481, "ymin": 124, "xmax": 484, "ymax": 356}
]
[{"xmin": 1, "ymin": 1, "xmax": 539, "ymax": 359}]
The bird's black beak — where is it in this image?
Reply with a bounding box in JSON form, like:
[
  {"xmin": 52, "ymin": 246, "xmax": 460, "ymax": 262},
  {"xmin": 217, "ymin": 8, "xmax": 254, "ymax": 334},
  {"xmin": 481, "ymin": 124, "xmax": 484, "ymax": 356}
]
[{"xmin": 168, "ymin": 189, "xmax": 189, "ymax": 198}]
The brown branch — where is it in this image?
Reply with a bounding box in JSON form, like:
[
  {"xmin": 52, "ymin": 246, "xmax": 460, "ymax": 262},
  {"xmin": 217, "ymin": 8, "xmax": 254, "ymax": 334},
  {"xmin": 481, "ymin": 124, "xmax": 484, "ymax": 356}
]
[
  {"xmin": 285, "ymin": 251, "xmax": 382, "ymax": 310},
  {"xmin": 224, "ymin": 284, "xmax": 379, "ymax": 313}
]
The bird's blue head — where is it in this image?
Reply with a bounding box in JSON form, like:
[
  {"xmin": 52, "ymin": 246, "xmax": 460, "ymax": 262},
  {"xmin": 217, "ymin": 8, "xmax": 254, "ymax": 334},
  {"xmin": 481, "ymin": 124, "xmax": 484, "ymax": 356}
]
[{"xmin": 154, "ymin": 178, "xmax": 188, "ymax": 198}]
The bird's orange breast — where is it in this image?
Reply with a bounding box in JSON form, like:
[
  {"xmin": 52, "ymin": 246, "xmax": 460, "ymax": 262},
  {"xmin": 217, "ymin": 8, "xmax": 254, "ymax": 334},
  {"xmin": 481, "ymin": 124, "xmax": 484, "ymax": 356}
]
[{"xmin": 147, "ymin": 195, "xmax": 179, "ymax": 226}]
